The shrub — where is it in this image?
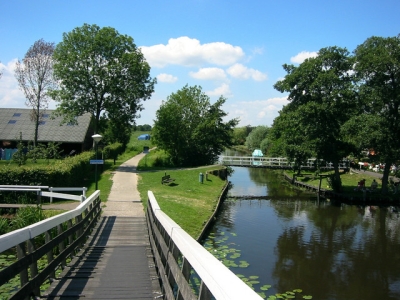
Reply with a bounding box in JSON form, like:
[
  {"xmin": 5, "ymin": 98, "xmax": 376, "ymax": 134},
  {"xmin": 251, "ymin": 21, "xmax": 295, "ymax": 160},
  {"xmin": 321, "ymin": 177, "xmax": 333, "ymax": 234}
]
[
  {"xmin": 0, "ymin": 217, "xmax": 9, "ymax": 235},
  {"xmin": 103, "ymin": 142, "xmax": 124, "ymax": 164}
]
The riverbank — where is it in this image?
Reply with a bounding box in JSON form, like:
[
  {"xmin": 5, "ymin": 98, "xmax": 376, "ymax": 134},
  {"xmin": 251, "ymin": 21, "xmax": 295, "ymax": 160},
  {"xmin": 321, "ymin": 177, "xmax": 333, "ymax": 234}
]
[{"xmin": 283, "ymin": 169, "xmax": 400, "ymax": 204}]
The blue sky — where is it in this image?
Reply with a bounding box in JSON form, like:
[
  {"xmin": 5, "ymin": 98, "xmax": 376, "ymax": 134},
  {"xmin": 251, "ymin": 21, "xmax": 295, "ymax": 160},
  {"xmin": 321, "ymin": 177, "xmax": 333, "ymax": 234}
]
[{"xmin": 1, "ymin": 0, "xmax": 399, "ymax": 127}]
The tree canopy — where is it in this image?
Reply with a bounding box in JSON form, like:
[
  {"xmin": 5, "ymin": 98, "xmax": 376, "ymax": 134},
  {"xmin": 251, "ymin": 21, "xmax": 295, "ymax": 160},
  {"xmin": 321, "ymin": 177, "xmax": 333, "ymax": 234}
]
[
  {"xmin": 345, "ymin": 35, "xmax": 400, "ymax": 192},
  {"xmin": 51, "ymin": 24, "xmax": 156, "ymax": 134},
  {"xmin": 273, "ymin": 46, "xmax": 357, "ymax": 189},
  {"xmin": 15, "ymin": 39, "xmax": 57, "ymax": 146},
  {"xmin": 245, "ymin": 125, "xmax": 269, "ymax": 152},
  {"xmin": 152, "ymin": 85, "xmax": 238, "ymax": 167}
]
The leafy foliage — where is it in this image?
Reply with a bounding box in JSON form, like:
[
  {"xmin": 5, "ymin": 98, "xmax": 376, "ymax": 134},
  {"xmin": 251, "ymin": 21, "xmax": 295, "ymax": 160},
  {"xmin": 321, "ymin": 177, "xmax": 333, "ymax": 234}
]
[
  {"xmin": 103, "ymin": 142, "xmax": 124, "ymax": 164},
  {"xmin": 51, "ymin": 23, "xmax": 156, "ymax": 134},
  {"xmin": 12, "ymin": 133, "xmax": 27, "ymax": 166},
  {"xmin": 232, "ymin": 126, "xmax": 253, "ymax": 145},
  {"xmin": 99, "ymin": 116, "xmax": 132, "ymax": 147},
  {"xmin": 245, "ymin": 125, "xmax": 269, "ymax": 152},
  {"xmin": 273, "ymin": 46, "xmax": 357, "ymax": 190},
  {"xmin": 346, "ymin": 35, "xmax": 400, "ymax": 192},
  {"xmin": 152, "ymin": 85, "xmax": 238, "ymax": 167}
]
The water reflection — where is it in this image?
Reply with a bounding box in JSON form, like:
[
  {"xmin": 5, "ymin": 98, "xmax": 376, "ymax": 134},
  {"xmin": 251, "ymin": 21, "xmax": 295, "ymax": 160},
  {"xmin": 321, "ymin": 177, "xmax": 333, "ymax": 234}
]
[{"xmin": 203, "ymin": 167, "xmax": 400, "ymax": 299}]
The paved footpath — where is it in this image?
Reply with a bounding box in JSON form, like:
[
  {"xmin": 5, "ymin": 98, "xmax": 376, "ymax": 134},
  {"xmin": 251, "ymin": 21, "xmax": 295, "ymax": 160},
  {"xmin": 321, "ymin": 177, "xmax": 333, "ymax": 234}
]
[
  {"xmin": 44, "ymin": 152, "xmax": 162, "ymax": 299},
  {"xmin": 103, "ymin": 152, "xmax": 147, "ymax": 217}
]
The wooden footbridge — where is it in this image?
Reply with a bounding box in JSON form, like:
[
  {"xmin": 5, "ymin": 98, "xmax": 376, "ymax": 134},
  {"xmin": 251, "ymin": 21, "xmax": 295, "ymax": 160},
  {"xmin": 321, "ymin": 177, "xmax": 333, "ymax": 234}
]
[
  {"xmin": 220, "ymin": 156, "xmax": 348, "ymax": 169},
  {"xmin": 0, "ymin": 190, "xmax": 263, "ymax": 300}
]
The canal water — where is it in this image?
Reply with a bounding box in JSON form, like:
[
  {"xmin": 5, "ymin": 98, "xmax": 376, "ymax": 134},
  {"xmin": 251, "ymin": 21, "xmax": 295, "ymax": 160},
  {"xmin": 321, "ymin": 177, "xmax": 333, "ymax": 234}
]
[{"xmin": 202, "ymin": 166, "xmax": 400, "ymax": 300}]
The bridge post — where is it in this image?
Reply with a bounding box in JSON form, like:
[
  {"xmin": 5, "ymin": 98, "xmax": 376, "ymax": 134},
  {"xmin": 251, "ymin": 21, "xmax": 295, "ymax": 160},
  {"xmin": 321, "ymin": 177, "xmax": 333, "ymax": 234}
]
[
  {"xmin": 45, "ymin": 231, "xmax": 56, "ymax": 280},
  {"xmin": 27, "ymin": 239, "xmax": 40, "ymax": 297},
  {"xmin": 16, "ymin": 243, "xmax": 29, "ymax": 299}
]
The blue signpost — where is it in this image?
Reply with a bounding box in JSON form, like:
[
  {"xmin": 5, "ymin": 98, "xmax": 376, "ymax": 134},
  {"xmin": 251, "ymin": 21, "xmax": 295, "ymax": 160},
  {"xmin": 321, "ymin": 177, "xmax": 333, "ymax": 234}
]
[{"xmin": 92, "ymin": 134, "xmax": 103, "ymax": 190}]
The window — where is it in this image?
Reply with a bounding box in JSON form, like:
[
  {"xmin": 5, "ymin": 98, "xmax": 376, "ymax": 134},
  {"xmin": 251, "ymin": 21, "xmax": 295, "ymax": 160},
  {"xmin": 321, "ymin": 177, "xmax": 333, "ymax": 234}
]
[
  {"xmin": 13, "ymin": 113, "xmax": 21, "ymax": 117},
  {"xmin": 8, "ymin": 120, "xmax": 16, "ymax": 124}
]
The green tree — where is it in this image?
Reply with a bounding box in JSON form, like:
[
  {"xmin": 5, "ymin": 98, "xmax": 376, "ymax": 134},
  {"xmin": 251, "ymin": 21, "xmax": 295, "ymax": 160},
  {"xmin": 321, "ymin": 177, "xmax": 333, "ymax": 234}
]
[
  {"xmin": 245, "ymin": 125, "xmax": 269, "ymax": 152},
  {"xmin": 152, "ymin": 85, "xmax": 238, "ymax": 167},
  {"xmin": 15, "ymin": 39, "xmax": 57, "ymax": 146},
  {"xmin": 99, "ymin": 115, "xmax": 132, "ymax": 147},
  {"xmin": 268, "ymin": 105, "xmax": 315, "ymax": 174},
  {"xmin": 232, "ymin": 125, "xmax": 253, "ymax": 145},
  {"xmin": 345, "ymin": 35, "xmax": 400, "ymax": 193},
  {"xmin": 274, "ymin": 46, "xmax": 356, "ymax": 190},
  {"xmin": 51, "ymin": 24, "xmax": 156, "ymax": 134},
  {"xmin": 136, "ymin": 124, "xmax": 152, "ymax": 131}
]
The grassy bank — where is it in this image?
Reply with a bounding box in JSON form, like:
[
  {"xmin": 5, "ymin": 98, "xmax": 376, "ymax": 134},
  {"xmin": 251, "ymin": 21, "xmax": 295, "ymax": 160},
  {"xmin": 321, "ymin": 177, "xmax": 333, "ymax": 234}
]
[
  {"xmin": 137, "ymin": 167, "xmax": 226, "ymax": 239},
  {"xmin": 285, "ymin": 169, "xmax": 398, "ymax": 197}
]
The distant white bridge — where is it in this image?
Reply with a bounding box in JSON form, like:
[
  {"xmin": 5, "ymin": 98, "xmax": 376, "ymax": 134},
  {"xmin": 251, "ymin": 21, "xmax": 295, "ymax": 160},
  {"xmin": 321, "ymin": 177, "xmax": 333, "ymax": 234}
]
[{"xmin": 219, "ymin": 156, "xmax": 348, "ymax": 169}]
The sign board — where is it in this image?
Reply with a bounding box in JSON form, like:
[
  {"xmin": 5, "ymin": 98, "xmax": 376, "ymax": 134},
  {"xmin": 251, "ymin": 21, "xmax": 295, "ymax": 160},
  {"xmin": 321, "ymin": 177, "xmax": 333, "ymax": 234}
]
[{"xmin": 90, "ymin": 159, "xmax": 104, "ymax": 165}]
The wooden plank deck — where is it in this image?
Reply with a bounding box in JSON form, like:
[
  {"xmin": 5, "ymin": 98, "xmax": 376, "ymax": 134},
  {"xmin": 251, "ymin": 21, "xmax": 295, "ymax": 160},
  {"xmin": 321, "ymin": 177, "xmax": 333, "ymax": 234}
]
[{"xmin": 43, "ymin": 215, "xmax": 162, "ymax": 299}]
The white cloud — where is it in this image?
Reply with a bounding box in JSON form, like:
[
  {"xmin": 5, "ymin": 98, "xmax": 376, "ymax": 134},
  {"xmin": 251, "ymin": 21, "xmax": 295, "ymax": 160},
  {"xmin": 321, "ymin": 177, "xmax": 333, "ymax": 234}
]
[
  {"xmin": 140, "ymin": 36, "xmax": 245, "ymax": 68},
  {"xmin": 227, "ymin": 96, "xmax": 289, "ymax": 126},
  {"xmin": 227, "ymin": 63, "xmax": 267, "ymax": 81},
  {"xmin": 189, "ymin": 67, "xmax": 227, "ymax": 81},
  {"xmin": 206, "ymin": 83, "xmax": 232, "ymax": 97},
  {"xmin": 157, "ymin": 73, "xmax": 178, "ymax": 83},
  {"xmin": 0, "ymin": 59, "xmax": 57, "ymax": 109},
  {"xmin": 0, "ymin": 59, "xmax": 26, "ymax": 107},
  {"xmin": 290, "ymin": 51, "xmax": 318, "ymax": 64}
]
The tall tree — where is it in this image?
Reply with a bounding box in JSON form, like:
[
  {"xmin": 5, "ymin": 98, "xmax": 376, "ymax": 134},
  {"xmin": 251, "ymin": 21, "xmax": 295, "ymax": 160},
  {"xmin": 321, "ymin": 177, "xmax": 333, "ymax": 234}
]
[
  {"xmin": 348, "ymin": 35, "xmax": 400, "ymax": 193},
  {"xmin": 15, "ymin": 39, "xmax": 57, "ymax": 146},
  {"xmin": 50, "ymin": 24, "xmax": 156, "ymax": 134},
  {"xmin": 153, "ymin": 85, "xmax": 238, "ymax": 166},
  {"xmin": 268, "ymin": 105, "xmax": 315, "ymax": 174},
  {"xmin": 245, "ymin": 125, "xmax": 269, "ymax": 152},
  {"xmin": 274, "ymin": 47, "xmax": 357, "ymax": 190},
  {"xmin": 99, "ymin": 115, "xmax": 132, "ymax": 147}
]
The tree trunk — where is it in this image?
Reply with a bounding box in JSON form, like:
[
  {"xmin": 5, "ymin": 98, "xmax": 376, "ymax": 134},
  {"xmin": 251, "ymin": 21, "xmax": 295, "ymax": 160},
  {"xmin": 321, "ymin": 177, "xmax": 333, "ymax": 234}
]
[
  {"xmin": 333, "ymin": 160, "xmax": 342, "ymax": 192},
  {"xmin": 381, "ymin": 159, "xmax": 393, "ymax": 194}
]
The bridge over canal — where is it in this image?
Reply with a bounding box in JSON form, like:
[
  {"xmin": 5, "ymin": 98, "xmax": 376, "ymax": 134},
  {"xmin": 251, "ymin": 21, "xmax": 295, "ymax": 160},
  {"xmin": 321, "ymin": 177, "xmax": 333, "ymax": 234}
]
[
  {"xmin": 0, "ymin": 154, "xmax": 262, "ymax": 300},
  {"xmin": 220, "ymin": 156, "xmax": 348, "ymax": 169}
]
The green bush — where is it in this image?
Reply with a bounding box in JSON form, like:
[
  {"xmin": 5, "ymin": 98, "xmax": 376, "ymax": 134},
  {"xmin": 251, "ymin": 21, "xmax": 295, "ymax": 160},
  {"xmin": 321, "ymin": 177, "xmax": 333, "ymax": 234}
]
[
  {"xmin": 0, "ymin": 151, "xmax": 94, "ymax": 203},
  {"xmin": 10, "ymin": 206, "xmax": 46, "ymax": 231},
  {"xmin": 103, "ymin": 142, "xmax": 124, "ymax": 164}
]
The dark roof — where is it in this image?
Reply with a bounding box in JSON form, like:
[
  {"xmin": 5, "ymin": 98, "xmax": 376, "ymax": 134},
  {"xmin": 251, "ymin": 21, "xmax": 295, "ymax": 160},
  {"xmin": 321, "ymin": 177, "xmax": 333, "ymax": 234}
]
[{"xmin": 0, "ymin": 108, "xmax": 92, "ymax": 143}]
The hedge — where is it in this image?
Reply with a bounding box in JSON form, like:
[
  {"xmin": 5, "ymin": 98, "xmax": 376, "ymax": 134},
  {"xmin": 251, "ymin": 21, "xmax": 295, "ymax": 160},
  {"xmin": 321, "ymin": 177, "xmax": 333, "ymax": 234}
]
[{"xmin": 0, "ymin": 151, "xmax": 94, "ymax": 187}]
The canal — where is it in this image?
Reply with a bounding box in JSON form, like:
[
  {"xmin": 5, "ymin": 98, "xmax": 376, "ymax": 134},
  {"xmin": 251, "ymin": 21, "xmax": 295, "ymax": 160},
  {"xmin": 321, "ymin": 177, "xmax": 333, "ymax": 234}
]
[{"xmin": 202, "ymin": 166, "xmax": 400, "ymax": 300}]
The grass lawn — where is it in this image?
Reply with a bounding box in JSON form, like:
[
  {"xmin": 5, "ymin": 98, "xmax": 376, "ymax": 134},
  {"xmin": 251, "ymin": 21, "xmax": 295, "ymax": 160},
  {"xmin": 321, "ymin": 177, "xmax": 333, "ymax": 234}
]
[{"xmin": 137, "ymin": 167, "xmax": 226, "ymax": 239}]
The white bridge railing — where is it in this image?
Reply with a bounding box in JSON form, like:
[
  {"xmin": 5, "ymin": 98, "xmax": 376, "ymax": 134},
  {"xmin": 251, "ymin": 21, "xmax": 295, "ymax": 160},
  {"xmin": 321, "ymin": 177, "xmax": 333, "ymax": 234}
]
[
  {"xmin": 0, "ymin": 191, "xmax": 101, "ymax": 299},
  {"xmin": 0, "ymin": 185, "xmax": 87, "ymax": 203},
  {"xmin": 146, "ymin": 191, "xmax": 263, "ymax": 300},
  {"xmin": 220, "ymin": 156, "xmax": 348, "ymax": 169}
]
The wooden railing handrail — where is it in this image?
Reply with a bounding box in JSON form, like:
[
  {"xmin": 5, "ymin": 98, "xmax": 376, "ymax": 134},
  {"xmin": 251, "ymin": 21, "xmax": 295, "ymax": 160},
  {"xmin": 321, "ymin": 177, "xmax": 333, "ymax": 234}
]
[
  {"xmin": 0, "ymin": 190, "xmax": 99, "ymax": 254},
  {"xmin": 0, "ymin": 190, "xmax": 101, "ymax": 300},
  {"xmin": 147, "ymin": 191, "xmax": 263, "ymax": 300}
]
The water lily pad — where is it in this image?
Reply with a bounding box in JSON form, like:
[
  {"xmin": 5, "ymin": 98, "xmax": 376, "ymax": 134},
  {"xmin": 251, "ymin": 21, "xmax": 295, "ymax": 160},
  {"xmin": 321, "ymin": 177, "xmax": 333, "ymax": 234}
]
[{"xmin": 238, "ymin": 260, "xmax": 250, "ymax": 268}]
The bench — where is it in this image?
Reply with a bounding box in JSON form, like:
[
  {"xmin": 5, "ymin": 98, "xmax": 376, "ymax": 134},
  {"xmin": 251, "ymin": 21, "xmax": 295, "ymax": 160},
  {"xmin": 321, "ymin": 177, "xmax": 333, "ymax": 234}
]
[{"xmin": 161, "ymin": 174, "xmax": 175, "ymax": 185}]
